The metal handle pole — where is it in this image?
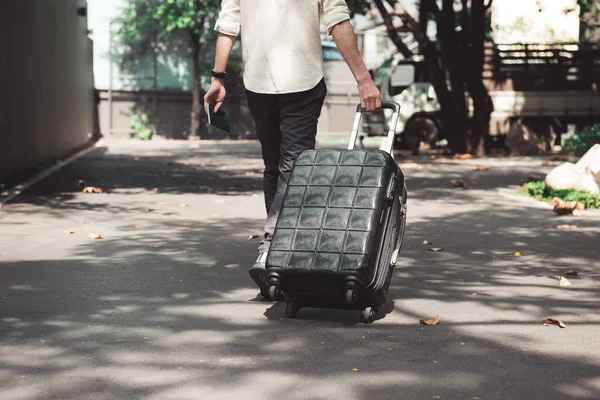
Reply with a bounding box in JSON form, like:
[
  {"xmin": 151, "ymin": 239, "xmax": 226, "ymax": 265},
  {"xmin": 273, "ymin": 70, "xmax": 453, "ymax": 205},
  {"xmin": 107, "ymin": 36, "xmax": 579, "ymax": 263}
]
[{"xmin": 348, "ymin": 101, "xmax": 401, "ymax": 155}]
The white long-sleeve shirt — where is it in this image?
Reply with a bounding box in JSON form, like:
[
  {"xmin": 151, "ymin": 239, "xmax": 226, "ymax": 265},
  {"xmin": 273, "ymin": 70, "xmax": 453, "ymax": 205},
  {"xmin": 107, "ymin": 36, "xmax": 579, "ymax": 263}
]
[{"xmin": 215, "ymin": 0, "xmax": 351, "ymax": 94}]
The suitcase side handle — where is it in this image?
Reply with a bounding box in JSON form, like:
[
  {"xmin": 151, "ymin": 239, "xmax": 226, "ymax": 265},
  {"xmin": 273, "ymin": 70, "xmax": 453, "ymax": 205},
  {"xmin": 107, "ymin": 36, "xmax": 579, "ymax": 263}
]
[{"xmin": 348, "ymin": 101, "xmax": 401, "ymax": 155}]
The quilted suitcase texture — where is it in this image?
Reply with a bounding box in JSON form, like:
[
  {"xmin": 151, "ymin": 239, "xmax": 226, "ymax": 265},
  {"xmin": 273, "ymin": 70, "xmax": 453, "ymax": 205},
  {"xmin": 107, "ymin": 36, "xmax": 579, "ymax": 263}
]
[{"xmin": 265, "ymin": 102, "xmax": 407, "ymax": 323}]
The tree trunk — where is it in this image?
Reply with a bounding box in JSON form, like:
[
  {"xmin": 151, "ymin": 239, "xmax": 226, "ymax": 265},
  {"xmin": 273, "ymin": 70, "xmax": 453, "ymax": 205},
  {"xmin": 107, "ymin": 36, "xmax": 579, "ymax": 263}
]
[
  {"xmin": 465, "ymin": 0, "xmax": 494, "ymax": 156},
  {"xmin": 190, "ymin": 33, "xmax": 203, "ymax": 139}
]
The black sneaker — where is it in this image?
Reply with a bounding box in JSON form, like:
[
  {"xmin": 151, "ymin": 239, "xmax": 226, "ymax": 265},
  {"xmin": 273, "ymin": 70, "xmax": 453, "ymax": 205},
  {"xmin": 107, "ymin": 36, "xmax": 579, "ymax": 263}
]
[{"xmin": 249, "ymin": 252, "xmax": 269, "ymax": 298}]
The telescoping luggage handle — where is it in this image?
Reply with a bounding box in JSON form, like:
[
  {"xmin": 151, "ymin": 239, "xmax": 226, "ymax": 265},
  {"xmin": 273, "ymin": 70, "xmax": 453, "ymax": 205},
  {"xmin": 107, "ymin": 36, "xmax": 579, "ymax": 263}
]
[{"xmin": 348, "ymin": 101, "xmax": 401, "ymax": 155}]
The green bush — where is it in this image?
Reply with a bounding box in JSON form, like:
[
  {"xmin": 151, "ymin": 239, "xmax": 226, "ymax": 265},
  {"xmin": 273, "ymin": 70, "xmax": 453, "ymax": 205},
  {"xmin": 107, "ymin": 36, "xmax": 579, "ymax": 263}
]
[
  {"xmin": 563, "ymin": 124, "xmax": 600, "ymax": 156},
  {"xmin": 131, "ymin": 111, "xmax": 152, "ymax": 141},
  {"xmin": 521, "ymin": 181, "xmax": 600, "ymax": 209}
]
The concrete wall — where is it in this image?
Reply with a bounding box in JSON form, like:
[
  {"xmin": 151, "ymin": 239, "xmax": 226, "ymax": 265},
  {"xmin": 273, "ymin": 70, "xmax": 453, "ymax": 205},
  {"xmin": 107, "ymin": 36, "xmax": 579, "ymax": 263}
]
[{"xmin": 0, "ymin": 0, "xmax": 94, "ymax": 182}]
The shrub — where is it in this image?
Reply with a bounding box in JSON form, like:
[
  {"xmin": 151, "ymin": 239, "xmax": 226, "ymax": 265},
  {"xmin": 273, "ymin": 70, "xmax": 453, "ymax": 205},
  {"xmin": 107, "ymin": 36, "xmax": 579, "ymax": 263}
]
[
  {"xmin": 563, "ymin": 124, "xmax": 600, "ymax": 157},
  {"xmin": 521, "ymin": 181, "xmax": 600, "ymax": 209}
]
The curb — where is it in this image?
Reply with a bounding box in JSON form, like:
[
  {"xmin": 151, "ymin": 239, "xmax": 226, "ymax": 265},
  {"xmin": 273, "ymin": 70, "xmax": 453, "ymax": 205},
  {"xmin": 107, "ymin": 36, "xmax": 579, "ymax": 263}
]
[{"xmin": 0, "ymin": 139, "xmax": 102, "ymax": 210}]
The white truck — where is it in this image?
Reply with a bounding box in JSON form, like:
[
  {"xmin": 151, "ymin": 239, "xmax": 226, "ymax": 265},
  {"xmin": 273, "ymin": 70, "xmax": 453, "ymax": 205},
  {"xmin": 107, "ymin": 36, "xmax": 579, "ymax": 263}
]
[{"xmin": 364, "ymin": 45, "xmax": 600, "ymax": 154}]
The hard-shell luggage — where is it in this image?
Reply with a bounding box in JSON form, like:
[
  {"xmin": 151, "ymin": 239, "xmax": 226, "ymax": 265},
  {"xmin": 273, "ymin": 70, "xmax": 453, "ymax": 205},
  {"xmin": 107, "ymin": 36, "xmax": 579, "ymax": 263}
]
[{"xmin": 265, "ymin": 101, "xmax": 407, "ymax": 323}]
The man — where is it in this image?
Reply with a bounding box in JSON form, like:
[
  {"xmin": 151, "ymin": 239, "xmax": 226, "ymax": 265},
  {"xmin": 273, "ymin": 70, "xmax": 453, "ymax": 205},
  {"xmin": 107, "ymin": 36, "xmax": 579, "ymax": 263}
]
[{"xmin": 204, "ymin": 0, "xmax": 382, "ymax": 299}]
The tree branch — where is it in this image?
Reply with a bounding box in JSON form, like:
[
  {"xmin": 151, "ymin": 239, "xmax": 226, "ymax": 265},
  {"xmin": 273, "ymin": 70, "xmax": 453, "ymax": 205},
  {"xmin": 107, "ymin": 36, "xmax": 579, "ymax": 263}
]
[{"xmin": 372, "ymin": 0, "xmax": 413, "ymax": 58}]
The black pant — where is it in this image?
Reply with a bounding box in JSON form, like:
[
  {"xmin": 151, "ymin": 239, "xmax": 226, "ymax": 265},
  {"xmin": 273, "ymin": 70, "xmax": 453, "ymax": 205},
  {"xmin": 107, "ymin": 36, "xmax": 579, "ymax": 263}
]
[{"xmin": 246, "ymin": 78, "xmax": 327, "ymax": 253}]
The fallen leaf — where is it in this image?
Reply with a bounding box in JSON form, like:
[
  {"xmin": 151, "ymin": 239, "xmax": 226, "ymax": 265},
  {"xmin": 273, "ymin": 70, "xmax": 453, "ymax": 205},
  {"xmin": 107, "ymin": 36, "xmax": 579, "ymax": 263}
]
[
  {"xmin": 450, "ymin": 179, "xmax": 470, "ymax": 189},
  {"xmin": 454, "ymin": 153, "xmax": 473, "ymax": 160},
  {"xmin": 88, "ymin": 233, "xmax": 103, "ymax": 240},
  {"xmin": 472, "ymin": 292, "xmax": 477, "ymax": 296},
  {"xmin": 135, "ymin": 225, "xmax": 144, "ymax": 229},
  {"xmin": 541, "ymin": 160, "xmax": 551, "ymax": 166},
  {"xmin": 550, "ymin": 197, "xmax": 585, "ymax": 216},
  {"xmin": 515, "ymin": 251, "xmax": 521, "ymax": 257},
  {"xmin": 148, "ymin": 244, "xmax": 163, "ymax": 248},
  {"xmin": 145, "ymin": 208, "xmax": 154, "ymax": 213},
  {"xmin": 472, "ymin": 165, "xmax": 490, "ymax": 171},
  {"xmin": 557, "ymin": 224, "xmax": 578, "ymax": 230},
  {"xmin": 143, "ymin": 337, "xmax": 148, "ymax": 340},
  {"xmin": 423, "ymin": 240, "xmax": 432, "ymax": 245},
  {"xmin": 420, "ymin": 315, "xmax": 440, "ymax": 325},
  {"xmin": 247, "ymin": 234, "xmax": 260, "ymax": 240},
  {"xmin": 65, "ymin": 230, "xmax": 75, "ymax": 235},
  {"xmin": 429, "ymin": 247, "xmax": 443, "ymax": 252},
  {"xmin": 153, "ymin": 188, "xmax": 159, "ymax": 193},
  {"xmin": 565, "ymin": 270, "xmax": 578, "ymax": 276},
  {"xmin": 82, "ymin": 186, "xmax": 104, "ymax": 194},
  {"xmin": 245, "ymin": 172, "xmax": 255, "ymax": 176},
  {"xmin": 558, "ymin": 276, "xmax": 572, "ymax": 287},
  {"xmin": 352, "ymin": 368, "xmax": 358, "ymax": 372},
  {"xmin": 543, "ymin": 317, "xmax": 566, "ymax": 328},
  {"xmin": 429, "ymin": 155, "xmax": 437, "ymax": 160},
  {"xmin": 399, "ymin": 162, "xmax": 422, "ymax": 169}
]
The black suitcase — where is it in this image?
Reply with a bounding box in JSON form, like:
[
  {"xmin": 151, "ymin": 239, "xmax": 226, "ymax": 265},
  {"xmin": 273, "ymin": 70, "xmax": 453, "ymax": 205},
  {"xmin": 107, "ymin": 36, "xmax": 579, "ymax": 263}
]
[{"xmin": 265, "ymin": 101, "xmax": 407, "ymax": 323}]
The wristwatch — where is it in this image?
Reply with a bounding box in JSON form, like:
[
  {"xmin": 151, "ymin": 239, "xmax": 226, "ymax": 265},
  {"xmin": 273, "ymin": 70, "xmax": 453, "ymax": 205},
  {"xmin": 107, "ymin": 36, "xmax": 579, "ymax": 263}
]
[{"xmin": 211, "ymin": 70, "xmax": 227, "ymax": 79}]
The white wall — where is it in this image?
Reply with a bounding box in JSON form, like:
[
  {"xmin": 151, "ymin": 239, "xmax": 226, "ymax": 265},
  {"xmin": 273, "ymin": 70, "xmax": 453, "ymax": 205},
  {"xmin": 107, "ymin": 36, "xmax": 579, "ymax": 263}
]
[{"xmin": 492, "ymin": 0, "xmax": 580, "ymax": 43}]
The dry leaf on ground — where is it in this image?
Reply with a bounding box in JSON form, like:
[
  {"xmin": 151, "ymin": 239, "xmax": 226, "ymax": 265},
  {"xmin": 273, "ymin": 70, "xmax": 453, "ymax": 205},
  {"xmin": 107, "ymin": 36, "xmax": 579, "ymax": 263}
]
[
  {"xmin": 472, "ymin": 165, "xmax": 490, "ymax": 171},
  {"xmin": 88, "ymin": 233, "xmax": 103, "ymax": 240},
  {"xmin": 420, "ymin": 315, "xmax": 440, "ymax": 325},
  {"xmin": 557, "ymin": 224, "xmax": 578, "ymax": 230},
  {"xmin": 153, "ymin": 188, "xmax": 159, "ymax": 193},
  {"xmin": 135, "ymin": 225, "xmax": 144, "ymax": 229},
  {"xmin": 454, "ymin": 153, "xmax": 473, "ymax": 160},
  {"xmin": 82, "ymin": 186, "xmax": 104, "ymax": 194},
  {"xmin": 399, "ymin": 162, "xmax": 422, "ymax": 169},
  {"xmin": 550, "ymin": 197, "xmax": 585, "ymax": 216},
  {"xmin": 145, "ymin": 208, "xmax": 154, "ymax": 213},
  {"xmin": 558, "ymin": 276, "xmax": 572, "ymax": 287},
  {"xmin": 247, "ymin": 234, "xmax": 260, "ymax": 240},
  {"xmin": 65, "ymin": 230, "xmax": 75, "ymax": 235},
  {"xmin": 541, "ymin": 160, "xmax": 551, "ymax": 166},
  {"xmin": 515, "ymin": 251, "xmax": 521, "ymax": 257},
  {"xmin": 429, "ymin": 247, "xmax": 443, "ymax": 252},
  {"xmin": 148, "ymin": 244, "xmax": 163, "ymax": 248},
  {"xmin": 543, "ymin": 318, "xmax": 566, "ymax": 328},
  {"xmin": 565, "ymin": 270, "xmax": 578, "ymax": 276},
  {"xmin": 450, "ymin": 179, "xmax": 470, "ymax": 189},
  {"xmin": 423, "ymin": 240, "xmax": 432, "ymax": 245}
]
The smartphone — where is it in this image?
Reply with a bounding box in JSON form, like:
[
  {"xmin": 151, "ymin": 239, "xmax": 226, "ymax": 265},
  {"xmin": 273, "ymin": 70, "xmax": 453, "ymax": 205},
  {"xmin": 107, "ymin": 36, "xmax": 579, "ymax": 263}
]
[{"xmin": 207, "ymin": 104, "xmax": 230, "ymax": 133}]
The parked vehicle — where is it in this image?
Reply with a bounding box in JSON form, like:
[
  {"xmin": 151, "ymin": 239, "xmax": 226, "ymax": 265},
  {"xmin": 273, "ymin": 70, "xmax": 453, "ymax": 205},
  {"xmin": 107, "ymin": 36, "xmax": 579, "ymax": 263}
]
[{"xmin": 365, "ymin": 44, "xmax": 600, "ymax": 154}]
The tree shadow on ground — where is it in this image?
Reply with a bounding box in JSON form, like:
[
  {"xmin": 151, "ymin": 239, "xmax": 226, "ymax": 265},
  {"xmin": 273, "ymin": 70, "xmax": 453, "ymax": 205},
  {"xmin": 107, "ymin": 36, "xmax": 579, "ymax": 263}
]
[{"xmin": 1, "ymin": 142, "xmax": 599, "ymax": 399}]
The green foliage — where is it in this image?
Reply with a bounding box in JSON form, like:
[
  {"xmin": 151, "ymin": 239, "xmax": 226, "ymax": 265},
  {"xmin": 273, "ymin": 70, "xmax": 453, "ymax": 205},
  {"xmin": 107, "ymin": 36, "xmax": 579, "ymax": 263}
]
[
  {"xmin": 131, "ymin": 111, "xmax": 153, "ymax": 141},
  {"xmin": 521, "ymin": 181, "xmax": 600, "ymax": 209},
  {"xmin": 115, "ymin": 0, "xmax": 221, "ymax": 73},
  {"xmin": 563, "ymin": 124, "xmax": 600, "ymax": 157}
]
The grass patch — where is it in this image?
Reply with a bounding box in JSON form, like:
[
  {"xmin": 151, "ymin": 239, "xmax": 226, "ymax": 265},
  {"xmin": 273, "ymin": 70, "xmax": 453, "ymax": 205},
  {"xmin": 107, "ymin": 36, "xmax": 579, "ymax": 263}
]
[{"xmin": 521, "ymin": 181, "xmax": 600, "ymax": 209}]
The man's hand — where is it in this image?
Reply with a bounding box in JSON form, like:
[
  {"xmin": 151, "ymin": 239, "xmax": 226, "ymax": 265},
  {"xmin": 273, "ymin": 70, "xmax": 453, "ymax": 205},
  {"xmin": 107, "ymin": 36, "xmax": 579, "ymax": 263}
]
[
  {"xmin": 358, "ymin": 77, "xmax": 382, "ymax": 112},
  {"xmin": 204, "ymin": 78, "xmax": 227, "ymax": 113}
]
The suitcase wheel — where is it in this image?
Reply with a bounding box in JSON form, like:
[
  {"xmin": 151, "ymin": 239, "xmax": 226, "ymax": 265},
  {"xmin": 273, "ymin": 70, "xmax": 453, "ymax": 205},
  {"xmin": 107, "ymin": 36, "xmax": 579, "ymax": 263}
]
[
  {"xmin": 268, "ymin": 285, "xmax": 281, "ymax": 301},
  {"xmin": 285, "ymin": 301, "xmax": 301, "ymax": 318},
  {"xmin": 345, "ymin": 287, "xmax": 358, "ymax": 306},
  {"xmin": 362, "ymin": 307, "xmax": 376, "ymax": 324}
]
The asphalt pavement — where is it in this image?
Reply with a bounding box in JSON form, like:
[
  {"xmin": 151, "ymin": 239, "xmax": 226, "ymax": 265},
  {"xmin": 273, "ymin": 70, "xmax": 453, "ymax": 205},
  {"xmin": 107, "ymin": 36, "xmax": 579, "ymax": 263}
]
[{"xmin": 1, "ymin": 137, "xmax": 599, "ymax": 400}]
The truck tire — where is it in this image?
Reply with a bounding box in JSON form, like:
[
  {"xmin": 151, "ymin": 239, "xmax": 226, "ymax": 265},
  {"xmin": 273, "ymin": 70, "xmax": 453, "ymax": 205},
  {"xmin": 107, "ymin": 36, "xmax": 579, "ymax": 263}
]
[{"xmin": 400, "ymin": 115, "xmax": 441, "ymax": 155}]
